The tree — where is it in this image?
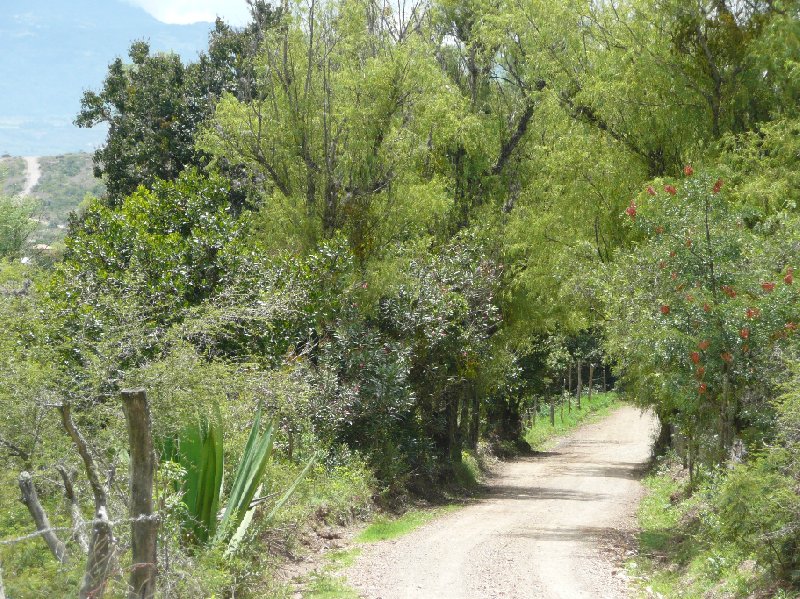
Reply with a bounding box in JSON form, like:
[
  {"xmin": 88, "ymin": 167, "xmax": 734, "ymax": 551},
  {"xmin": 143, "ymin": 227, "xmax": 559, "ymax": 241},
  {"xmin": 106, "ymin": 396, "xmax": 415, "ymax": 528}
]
[
  {"xmin": 602, "ymin": 169, "xmax": 798, "ymax": 476},
  {"xmin": 75, "ymin": 2, "xmax": 282, "ymax": 204}
]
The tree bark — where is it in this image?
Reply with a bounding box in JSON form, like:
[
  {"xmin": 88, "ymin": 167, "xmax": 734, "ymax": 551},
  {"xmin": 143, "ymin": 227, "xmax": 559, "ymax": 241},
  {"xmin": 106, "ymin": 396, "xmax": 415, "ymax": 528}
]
[
  {"xmin": 18, "ymin": 471, "xmax": 68, "ymax": 563},
  {"xmin": 56, "ymin": 465, "xmax": 90, "ymax": 553},
  {"xmin": 549, "ymin": 395, "xmax": 555, "ymax": 427},
  {"xmin": 446, "ymin": 389, "xmax": 461, "ymax": 464},
  {"xmin": 121, "ymin": 389, "xmax": 158, "ymax": 599},
  {"xmin": 567, "ymin": 362, "xmax": 572, "ymax": 395},
  {"xmin": 576, "ymin": 360, "xmax": 583, "ymax": 410},
  {"xmin": 469, "ymin": 383, "xmax": 479, "ymax": 450},
  {"xmin": 588, "ymin": 364, "xmax": 595, "ymax": 405}
]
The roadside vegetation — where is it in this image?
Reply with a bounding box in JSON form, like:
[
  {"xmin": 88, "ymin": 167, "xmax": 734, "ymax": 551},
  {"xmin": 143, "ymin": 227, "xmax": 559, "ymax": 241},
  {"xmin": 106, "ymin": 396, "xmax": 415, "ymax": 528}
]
[
  {"xmin": 525, "ymin": 391, "xmax": 622, "ymax": 451},
  {"xmin": 0, "ymin": 0, "xmax": 798, "ymax": 597}
]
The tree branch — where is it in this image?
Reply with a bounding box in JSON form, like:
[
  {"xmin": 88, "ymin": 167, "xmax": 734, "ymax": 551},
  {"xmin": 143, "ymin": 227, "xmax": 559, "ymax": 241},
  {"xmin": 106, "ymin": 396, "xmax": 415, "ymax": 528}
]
[{"xmin": 18, "ymin": 472, "xmax": 68, "ymax": 563}]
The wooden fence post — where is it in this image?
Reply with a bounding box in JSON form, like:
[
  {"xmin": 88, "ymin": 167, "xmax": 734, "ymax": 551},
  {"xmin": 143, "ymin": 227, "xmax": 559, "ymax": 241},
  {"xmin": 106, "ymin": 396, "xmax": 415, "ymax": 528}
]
[{"xmin": 121, "ymin": 389, "xmax": 158, "ymax": 599}]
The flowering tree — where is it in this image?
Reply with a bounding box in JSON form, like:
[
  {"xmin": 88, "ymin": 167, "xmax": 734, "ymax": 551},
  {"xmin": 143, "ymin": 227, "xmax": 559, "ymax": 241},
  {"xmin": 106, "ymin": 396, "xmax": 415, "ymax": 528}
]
[{"xmin": 603, "ymin": 168, "xmax": 798, "ymax": 478}]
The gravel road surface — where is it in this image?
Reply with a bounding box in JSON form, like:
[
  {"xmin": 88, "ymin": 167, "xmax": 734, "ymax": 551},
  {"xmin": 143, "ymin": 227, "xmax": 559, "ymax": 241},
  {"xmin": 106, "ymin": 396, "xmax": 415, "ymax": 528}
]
[{"xmin": 343, "ymin": 406, "xmax": 658, "ymax": 599}]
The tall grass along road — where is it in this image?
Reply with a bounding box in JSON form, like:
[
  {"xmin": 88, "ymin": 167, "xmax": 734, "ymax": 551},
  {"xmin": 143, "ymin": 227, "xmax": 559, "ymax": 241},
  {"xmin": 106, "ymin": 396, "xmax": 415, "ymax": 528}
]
[{"xmin": 343, "ymin": 406, "xmax": 658, "ymax": 598}]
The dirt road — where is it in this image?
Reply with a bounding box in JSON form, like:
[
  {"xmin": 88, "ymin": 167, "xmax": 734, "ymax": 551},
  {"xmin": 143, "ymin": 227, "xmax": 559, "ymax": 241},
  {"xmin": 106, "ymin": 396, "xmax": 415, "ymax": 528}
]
[
  {"xmin": 22, "ymin": 156, "xmax": 41, "ymax": 196},
  {"xmin": 343, "ymin": 406, "xmax": 658, "ymax": 599}
]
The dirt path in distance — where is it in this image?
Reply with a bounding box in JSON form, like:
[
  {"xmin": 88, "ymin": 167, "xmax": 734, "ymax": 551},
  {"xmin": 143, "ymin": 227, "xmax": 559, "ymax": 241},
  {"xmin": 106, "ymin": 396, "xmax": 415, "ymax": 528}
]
[
  {"xmin": 343, "ymin": 406, "xmax": 658, "ymax": 599},
  {"xmin": 22, "ymin": 156, "xmax": 41, "ymax": 196}
]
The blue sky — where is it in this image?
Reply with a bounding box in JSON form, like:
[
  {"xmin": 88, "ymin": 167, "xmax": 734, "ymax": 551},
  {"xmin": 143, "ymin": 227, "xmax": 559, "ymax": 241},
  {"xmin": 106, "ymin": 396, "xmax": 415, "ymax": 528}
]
[{"xmin": 0, "ymin": 0, "xmax": 253, "ymax": 156}]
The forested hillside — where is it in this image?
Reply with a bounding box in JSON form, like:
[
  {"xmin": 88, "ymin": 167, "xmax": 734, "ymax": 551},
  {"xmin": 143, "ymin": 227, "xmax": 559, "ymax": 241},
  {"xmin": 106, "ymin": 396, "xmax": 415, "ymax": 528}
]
[
  {"xmin": 1, "ymin": 0, "xmax": 798, "ymax": 597},
  {"xmin": 0, "ymin": 153, "xmax": 104, "ymax": 245}
]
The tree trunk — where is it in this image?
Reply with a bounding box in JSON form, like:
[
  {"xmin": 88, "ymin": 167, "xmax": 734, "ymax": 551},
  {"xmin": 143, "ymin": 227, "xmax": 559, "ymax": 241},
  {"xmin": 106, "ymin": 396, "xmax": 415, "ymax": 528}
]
[
  {"xmin": 56, "ymin": 465, "xmax": 89, "ymax": 553},
  {"xmin": 567, "ymin": 362, "xmax": 572, "ymax": 395},
  {"xmin": 0, "ymin": 558, "xmax": 6, "ymax": 599},
  {"xmin": 588, "ymin": 364, "xmax": 595, "ymax": 405},
  {"xmin": 549, "ymin": 396, "xmax": 555, "ymax": 426},
  {"xmin": 576, "ymin": 360, "xmax": 583, "ymax": 410},
  {"xmin": 60, "ymin": 404, "xmax": 116, "ymax": 599},
  {"xmin": 121, "ymin": 389, "xmax": 158, "ymax": 599},
  {"xmin": 446, "ymin": 389, "xmax": 461, "ymax": 464},
  {"xmin": 602, "ymin": 365, "xmax": 607, "ymax": 392},
  {"xmin": 469, "ymin": 383, "xmax": 479, "ymax": 450},
  {"xmin": 18, "ymin": 471, "xmax": 68, "ymax": 563}
]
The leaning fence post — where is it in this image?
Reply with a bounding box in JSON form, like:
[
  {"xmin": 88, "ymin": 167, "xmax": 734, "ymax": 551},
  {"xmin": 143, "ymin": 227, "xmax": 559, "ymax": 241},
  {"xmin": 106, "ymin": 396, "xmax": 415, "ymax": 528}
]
[{"xmin": 121, "ymin": 389, "xmax": 157, "ymax": 599}]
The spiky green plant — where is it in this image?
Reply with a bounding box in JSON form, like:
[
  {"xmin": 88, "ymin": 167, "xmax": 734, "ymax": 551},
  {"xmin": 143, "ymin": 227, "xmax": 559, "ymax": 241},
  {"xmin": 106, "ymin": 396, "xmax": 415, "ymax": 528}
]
[
  {"xmin": 214, "ymin": 406, "xmax": 275, "ymax": 544},
  {"xmin": 162, "ymin": 417, "xmax": 224, "ymax": 543},
  {"xmin": 163, "ymin": 404, "xmax": 318, "ymax": 551}
]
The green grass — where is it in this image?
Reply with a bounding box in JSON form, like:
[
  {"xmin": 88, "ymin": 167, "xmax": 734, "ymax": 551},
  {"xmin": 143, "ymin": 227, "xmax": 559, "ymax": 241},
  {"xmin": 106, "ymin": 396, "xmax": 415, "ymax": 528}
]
[
  {"xmin": 356, "ymin": 505, "xmax": 461, "ymax": 543},
  {"xmin": 630, "ymin": 457, "xmax": 799, "ymax": 599},
  {"xmin": 303, "ymin": 506, "xmax": 461, "ymax": 598},
  {"xmin": 524, "ymin": 391, "xmax": 622, "ymax": 450}
]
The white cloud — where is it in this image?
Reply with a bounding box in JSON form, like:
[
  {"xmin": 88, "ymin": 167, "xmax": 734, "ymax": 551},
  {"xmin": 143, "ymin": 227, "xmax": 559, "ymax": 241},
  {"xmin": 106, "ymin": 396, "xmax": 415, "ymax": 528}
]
[{"xmin": 125, "ymin": 0, "xmax": 252, "ymax": 27}]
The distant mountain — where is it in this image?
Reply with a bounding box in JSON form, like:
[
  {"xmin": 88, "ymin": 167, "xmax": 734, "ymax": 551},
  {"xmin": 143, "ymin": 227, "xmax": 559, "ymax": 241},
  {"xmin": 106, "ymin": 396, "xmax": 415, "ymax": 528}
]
[{"xmin": 0, "ymin": 0, "xmax": 214, "ymax": 156}]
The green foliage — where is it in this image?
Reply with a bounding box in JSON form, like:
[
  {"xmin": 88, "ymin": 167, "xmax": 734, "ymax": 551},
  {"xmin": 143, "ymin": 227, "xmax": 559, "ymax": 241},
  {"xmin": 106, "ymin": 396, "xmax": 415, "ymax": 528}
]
[
  {"xmin": 214, "ymin": 407, "xmax": 273, "ymax": 543},
  {"xmin": 163, "ymin": 416, "xmax": 225, "ymax": 544},
  {"xmin": 0, "ymin": 195, "xmax": 36, "ymax": 258},
  {"xmin": 602, "ymin": 169, "xmax": 798, "ymax": 467}
]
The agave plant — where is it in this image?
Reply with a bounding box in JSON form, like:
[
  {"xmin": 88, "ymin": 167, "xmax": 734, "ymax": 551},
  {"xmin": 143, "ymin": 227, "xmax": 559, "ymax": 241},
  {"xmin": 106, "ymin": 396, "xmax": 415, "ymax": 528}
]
[
  {"xmin": 161, "ymin": 416, "xmax": 223, "ymax": 543},
  {"xmin": 163, "ymin": 405, "xmax": 318, "ymax": 551}
]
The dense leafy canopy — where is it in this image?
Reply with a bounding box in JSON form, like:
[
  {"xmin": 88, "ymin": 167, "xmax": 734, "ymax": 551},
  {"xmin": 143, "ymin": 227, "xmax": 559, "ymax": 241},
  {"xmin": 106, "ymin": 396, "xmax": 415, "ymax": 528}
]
[{"xmin": 3, "ymin": 0, "xmax": 800, "ymax": 596}]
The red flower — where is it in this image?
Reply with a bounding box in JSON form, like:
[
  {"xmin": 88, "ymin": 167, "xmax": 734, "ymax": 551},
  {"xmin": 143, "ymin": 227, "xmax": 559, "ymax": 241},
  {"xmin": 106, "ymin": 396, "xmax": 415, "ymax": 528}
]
[
  {"xmin": 785, "ymin": 267, "xmax": 794, "ymax": 285},
  {"xmin": 625, "ymin": 200, "xmax": 637, "ymax": 220},
  {"xmin": 745, "ymin": 307, "xmax": 760, "ymax": 319},
  {"xmin": 698, "ymin": 339, "xmax": 710, "ymax": 350},
  {"xmin": 712, "ymin": 179, "xmax": 723, "ymax": 194},
  {"xmin": 684, "ymin": 165, "xmax": 694, "ymax": 176},
  {"xmin": 646, "ymin": 185, "xmax": 656, "ymax": 196},
  {"xmin": 655, "ymin": 225, "xmax": 664, "ymax": 234},
  {"xmin": 761, "ymin": 281, "xmax": 776, "ymax": 293},
  {"xmin": 690, "ymin": 351, "xmax": 700, "ymax": 364},
  {"xmin": 786, "ymin": 322, "xmax": 798, "ymax": 332},
  {"xmin": 696, "ymin": 366, "xmax": 706, "ymax": 379},
  {"xmin": 721, "ymin": 352, "xmax": 733, "ymax": 363},
  {"xmin": 664, "ymin": 185, "xmax": 677, "ymax": 195},
  {"xmin": 703, "ymin": 303, "xmax": 712, "ymax": 312},
  {"xmin": 721, "ymin": 285, "xmax": 736, "ymax": 298},
  {"xmin": 698, "ymin": 383, "xmax": 707, "ymax": 394},
  {"xmin": 669, "ymin": 251, "xmax": 677, "ymax": 258},
  {"xmin": 740, "ymin": 328, "xmax": 750, "ymax": 339},
  {"xmin": 660, "ymin": 304, "xmax": 670, "ymax": 315},
  {"xmin": 685, "ymin": 238, "xmax": 692, "ymax": 247}
]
